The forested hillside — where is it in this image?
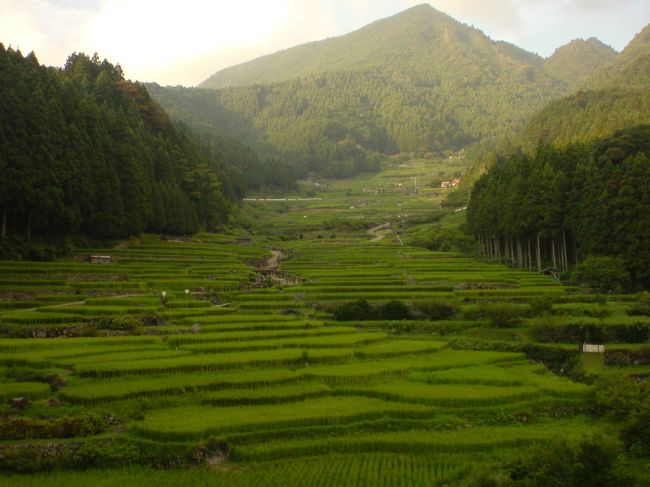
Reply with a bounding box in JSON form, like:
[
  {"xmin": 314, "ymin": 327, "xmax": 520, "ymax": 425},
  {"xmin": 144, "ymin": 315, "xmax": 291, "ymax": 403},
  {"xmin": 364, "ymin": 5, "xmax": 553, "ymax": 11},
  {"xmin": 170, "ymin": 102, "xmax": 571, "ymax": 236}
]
[
  {"xmin": 544, "ymin": 38, "xmax": 617, "ymax": 90},
  {"xmin": 0, "ymin": 46, "xmax": 260, "ymax": 242},
  {"xmin": 519, "ymin": 23, "xmax": 650, "ymax": 150},
  {"xmin": 467, "ymin": 126, "xmax": 650, "ymax": 288},
  {"xmin": 150, "ymin": 4, "xmax": 567, "ymax": 178}
]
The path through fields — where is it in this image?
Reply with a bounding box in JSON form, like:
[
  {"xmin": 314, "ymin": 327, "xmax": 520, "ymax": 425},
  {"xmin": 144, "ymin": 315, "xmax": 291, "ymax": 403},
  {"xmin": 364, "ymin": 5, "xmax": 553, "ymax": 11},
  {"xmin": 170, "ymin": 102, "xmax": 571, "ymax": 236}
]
[{"xmin": 367, "ymin": 223, "xmax": 391, "ymax": 242}]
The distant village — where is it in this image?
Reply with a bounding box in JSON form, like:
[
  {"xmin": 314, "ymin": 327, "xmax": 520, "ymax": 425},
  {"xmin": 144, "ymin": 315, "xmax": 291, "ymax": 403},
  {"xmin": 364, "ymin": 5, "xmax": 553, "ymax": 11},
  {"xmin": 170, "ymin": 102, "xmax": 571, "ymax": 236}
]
[{"xmin": 440, "ymin": 178, "xmax": 461, "ymax": 188}]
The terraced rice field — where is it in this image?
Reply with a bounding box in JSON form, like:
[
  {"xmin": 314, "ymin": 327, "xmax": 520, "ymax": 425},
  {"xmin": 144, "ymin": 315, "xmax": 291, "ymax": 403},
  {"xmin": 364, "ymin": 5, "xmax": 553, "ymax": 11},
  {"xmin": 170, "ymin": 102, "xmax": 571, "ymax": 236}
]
[{"xmin": 1, "ymin": 161, "xmax": 647, "ymax": 485}]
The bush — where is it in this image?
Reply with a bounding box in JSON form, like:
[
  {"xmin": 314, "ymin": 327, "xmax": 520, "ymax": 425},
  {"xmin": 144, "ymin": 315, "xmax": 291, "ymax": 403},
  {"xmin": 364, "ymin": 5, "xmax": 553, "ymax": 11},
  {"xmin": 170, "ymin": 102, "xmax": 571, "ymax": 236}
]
[
  {"xmin": 528, "ymin": 296, "xmax": 554, "ymax": 316},
  {"xmin": 572, "ymin": 256, "xmax": 631, "ymax": 293},
  {"xmin": 378, "ymin": 300, "xmax": 412, "ymax": 320},
  {"xmin": 604, "ymin": 347, "xmax": 650, "ymax": 366},
  {"xmin": 594, "ymin": 376, "xmax": 650, "ymax": 456},
  {"xmin": 628, "ymin": 292, "xmax": 650, "ymax": 316},
  {"xmin": 605, "ymin": 323, "xmax": 649, "ymax": 343},
  {"xmin": 479, "ymin": 303, "xmax": 524, "ymax": 328},
  {"xmin": 95, "ymin": 317, "xmax": 141, "ymax": 332},
  {"xmin": 509, "ymin": 436, "xmax": 626, "ymax": 486},
  {"xmin": 449, "ymin": 338, "xmax": 580, "ymax": 376},
  {"xmin": 332, "ymin": 299, "xmax": 376, "ymax": 321},
  {"xmin": 621, "ymin": 409, "xmax": 650, "ymax": 456},
  {"xmin": 412, "ymin": 299, "xmax": 459, "ymax": 320},
  {"xmin": 0, "ymin": 414, "xmax": 107, "ymax": 440}
]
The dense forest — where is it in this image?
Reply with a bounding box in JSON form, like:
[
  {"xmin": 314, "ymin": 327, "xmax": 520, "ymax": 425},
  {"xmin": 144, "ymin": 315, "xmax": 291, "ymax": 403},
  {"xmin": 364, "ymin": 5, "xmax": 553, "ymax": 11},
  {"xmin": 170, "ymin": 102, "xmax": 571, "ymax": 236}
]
[
  {"xmin": 462, "ymin": 23, "xmax": 649, "ymax": 189},
  {"xmin": 150, "ymin": 5, "xmax": 567, "ymax": 178},
  {"xmin": 543, "ymin": 38, "xmax": 617, "ymax": 90},
  {"xmin": 518, "ymin": 24, "xmax": 650, "ymax": 151},
  {"xmin": 467, "ymin": 126, "xmax": 650, "ymax": 288},
  {"xmin": 0, "ymin": 45, "xmax": 271, "ymax": 242}
]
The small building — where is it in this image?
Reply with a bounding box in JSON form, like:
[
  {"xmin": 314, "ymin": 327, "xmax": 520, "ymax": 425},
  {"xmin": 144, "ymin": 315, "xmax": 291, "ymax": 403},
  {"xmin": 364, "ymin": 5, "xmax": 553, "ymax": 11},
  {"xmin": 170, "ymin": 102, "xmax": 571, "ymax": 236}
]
[
  {"xmin": 582, "ymin": 343, "xmax": 605, "ymax": 353},
  {"xmin": 89, "ymin": 255, "xmax": 113, "ymax": 264},
  {"xmin": 441, "ymin": 178, "xmax": 461, "ymax": 189}
]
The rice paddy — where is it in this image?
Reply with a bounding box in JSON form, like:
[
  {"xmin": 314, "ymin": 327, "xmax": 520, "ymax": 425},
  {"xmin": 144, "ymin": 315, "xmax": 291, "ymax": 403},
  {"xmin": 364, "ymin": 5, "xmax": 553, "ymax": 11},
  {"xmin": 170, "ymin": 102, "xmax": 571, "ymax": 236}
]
[{"xmin": 0, "ymin": 159, "xmax": 645, "ymax": 485}]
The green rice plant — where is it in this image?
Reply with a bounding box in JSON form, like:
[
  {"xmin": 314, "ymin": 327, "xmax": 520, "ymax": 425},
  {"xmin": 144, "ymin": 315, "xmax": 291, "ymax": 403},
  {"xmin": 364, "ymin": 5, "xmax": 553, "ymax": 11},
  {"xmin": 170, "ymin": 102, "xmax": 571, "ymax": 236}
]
[
  {"xmin": 132, "ymin": 396, "xmax": 433, "ymax": 440},
  {"xmin": 168, "ymin": 326, "xmax": 357, "ymax": 346},
  {"xmin": 412, "ymin": 362, "xmax": 532, "ymax": 386},
  {"xmin": 342, "ymin": 380, "xmax": 541, "ymax": 407},
  {"xmin": 61, "ymin": 369, "xmax": 302, "ymax": 403},
  {"xmin": 235, "ymin": 419, "xmax": 600, "ymax": 462},
  {"xmin": 1, "ymin": 311, "xmax": 86, "ymax": 325},
  {"xmin": 202, "ymin": 382, "xmax": 331, "ymax": 406},
  {"xmin": 354, "ymin": 339, "xmax": 447, "ymax": 358},
  {"xmin": 181, "ymin": 332, "xmax": 387, "ymax": 353},
  {"xmin": 0, "ymin": 455, "xmax": 470, "ymax": 487},
  {"xmin": 0, "ymin": 336, "xmax": 160, "ymax": 352},
  {"xmin": 0, "ymin": 381, "xmax": 51, "ymax": 400},
  {"xmin": 305, "ymin": 350, "xmax": 524, "ymax": 384},
  {"xmin": 76, "ymin": 348, "xmax": 355, "ymax": 378}
]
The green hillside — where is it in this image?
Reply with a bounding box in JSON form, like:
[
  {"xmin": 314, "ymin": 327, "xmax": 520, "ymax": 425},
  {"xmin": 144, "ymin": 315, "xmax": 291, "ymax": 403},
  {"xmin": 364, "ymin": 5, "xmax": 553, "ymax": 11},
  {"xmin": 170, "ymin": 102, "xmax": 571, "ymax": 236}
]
[
  {"xmin": 544, "ymin": 37, "xmax": 617, "ymax": 89},
  {"xmin": 584, "ymin": 23, "xmax": 650, "ymax": 90},
  {"xmin": 519, "ymin": 23, "xmax": 650, "ymax": 150},
  {"xmin": 200, "ymin": 4, "xmax": 548, "ymax": 90},
  {"xmin": 0, "ymin": 48, "xmax": 233, "ymax": 241},
  {"xmin": 150, "ymin": 4, "xmax": 567, "ymax": 178}
]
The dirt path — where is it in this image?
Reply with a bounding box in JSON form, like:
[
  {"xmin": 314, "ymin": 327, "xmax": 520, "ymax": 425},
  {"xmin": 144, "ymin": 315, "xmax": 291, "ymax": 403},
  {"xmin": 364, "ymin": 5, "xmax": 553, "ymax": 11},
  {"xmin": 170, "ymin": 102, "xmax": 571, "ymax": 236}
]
[
  {"xmin": 266, "ymin": 250, "xmax": 283, "ymax": 269},
  {"xmin": 367, "ymin": 223, "xmax": 391, "ymax": 242}
]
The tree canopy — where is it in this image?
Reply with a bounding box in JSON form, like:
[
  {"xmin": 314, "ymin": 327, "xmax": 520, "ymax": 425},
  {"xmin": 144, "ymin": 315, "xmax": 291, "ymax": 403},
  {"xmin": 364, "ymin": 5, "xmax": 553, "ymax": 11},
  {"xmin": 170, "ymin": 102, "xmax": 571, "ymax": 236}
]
[{"xmin": 0, "ymin": 47, "xmax": 261, "ymax": 240}]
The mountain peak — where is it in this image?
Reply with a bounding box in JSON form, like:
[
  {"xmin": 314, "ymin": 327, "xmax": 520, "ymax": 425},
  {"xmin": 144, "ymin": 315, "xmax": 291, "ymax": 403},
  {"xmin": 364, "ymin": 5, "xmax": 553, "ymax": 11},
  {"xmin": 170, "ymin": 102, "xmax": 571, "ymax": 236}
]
[
  {"xmin": 580, "ymin": 22, "xmax": 650, "ymax": 90},
  {"xmin": 545, "ymin": 37, "xmax": 617, "ymax": 88},
  {"xmin": 199, "ymin": 4, "xmax": 542, "ymax": 89},
  {"xmin": 624, "ymin": 22, "xmax": 650, "ymax": 51}
]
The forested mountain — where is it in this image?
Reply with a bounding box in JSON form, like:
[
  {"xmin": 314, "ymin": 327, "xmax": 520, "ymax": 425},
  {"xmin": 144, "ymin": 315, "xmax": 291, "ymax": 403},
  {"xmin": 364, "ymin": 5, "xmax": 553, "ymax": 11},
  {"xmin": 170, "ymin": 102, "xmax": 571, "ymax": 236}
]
[
  {"xmin": 0, "ymin": 46, "xmax": 253, "ymax": 241},
  {"xmin": 584, "ymin": 23, "xmax": 650, "ymax": 90},
  {"xmin": 150, "ymin": 4, "xmax": 567, "ymax": 178},
  {"xmin": 519, "ymin": 23, "xmax": 650, "ymax": 150},
  {"xmin": 201, "ymin": 4, "xmax": 548, "ymax": 90},
  {"xmin": 544, "ymin": 38, "xmax": 617, "ymax": 90},
  {"xmin": 467, "ymin": 126, "xmax": 650, "ymax": 287}
]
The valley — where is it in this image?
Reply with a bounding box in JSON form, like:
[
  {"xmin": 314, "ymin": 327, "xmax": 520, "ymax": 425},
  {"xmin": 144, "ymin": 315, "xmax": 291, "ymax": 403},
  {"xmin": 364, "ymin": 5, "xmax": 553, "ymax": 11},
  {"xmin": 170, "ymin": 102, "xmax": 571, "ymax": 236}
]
[{"xmin": 1, "ymin": 159, "xmax": 648, "ymax": 485}]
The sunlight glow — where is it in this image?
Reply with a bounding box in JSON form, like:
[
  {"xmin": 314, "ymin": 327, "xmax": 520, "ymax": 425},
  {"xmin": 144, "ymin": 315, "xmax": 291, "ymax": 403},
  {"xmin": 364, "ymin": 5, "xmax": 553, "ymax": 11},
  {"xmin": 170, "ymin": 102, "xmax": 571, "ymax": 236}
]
[{"xmin": 86, "ymin": 0, "xmax": 291, "ymax": 67}]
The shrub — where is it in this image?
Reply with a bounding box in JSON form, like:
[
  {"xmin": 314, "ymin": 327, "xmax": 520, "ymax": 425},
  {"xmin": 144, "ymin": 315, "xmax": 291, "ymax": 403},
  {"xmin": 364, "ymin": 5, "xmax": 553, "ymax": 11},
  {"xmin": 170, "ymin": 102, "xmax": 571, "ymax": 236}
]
[
  {"xmin": 594, "ymin": 377, "xmax": 650, "ymax": 456},
  {"xmin": 628, "ymin": 292, "xmax": 650, "ymax": 316},
  {"xmin": 621, "ymin": 409, "xmax": 650, "ymax": 456},
  {"xmin": 605, "ymin": 323, "xmax": 649, "ymax": 343},
  {"xmin": 528, "ymin": 296, "xmax": 554, "ymax": 316},
  {"xmin": 509, "ymin": 436, "xmax": 625, "ymax": 486},
  {"xmin": 412, "ymin": 299, "xmax": 459, "ymax": 320},
  {"xmin": 479, "ymin": 303, "xmax": 523, "ymax": 328},
  {"xmin": 0, "ymin": 414, "xmax": 107, "ymax": 440},
  {"xmin": 571, "ymin": 256, "xmax": 630, "ymax": 293},
  {"xmin": 378, "ymin": 300, "xmax": 412, "ymax": 320},
  {"xmin": 95, "ymin": 317, "xmax": 141, "ymax": 332},
  {"xmin": 332, "ymin": 299, "xmax": 376, "ymax": 321}
]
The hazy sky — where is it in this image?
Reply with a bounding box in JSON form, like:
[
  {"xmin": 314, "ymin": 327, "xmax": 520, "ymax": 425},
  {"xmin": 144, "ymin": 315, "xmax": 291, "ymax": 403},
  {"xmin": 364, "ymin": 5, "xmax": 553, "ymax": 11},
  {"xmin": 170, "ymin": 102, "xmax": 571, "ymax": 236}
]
[{"xmin": 1, "ymin": 0, "xmax": 649, "ymax": 86}]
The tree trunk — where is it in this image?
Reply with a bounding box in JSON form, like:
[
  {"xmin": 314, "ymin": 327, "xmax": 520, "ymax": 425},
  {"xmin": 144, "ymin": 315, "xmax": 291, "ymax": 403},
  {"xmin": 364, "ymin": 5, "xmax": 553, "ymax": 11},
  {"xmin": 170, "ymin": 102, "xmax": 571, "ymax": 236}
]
[
  {"xmin": 551, "ymin": 239, "xmax": 557, "ymax": 269},
  {"xmin": 1, "ymin": 207, "xmax": 6, "ymax": 239},
  {"xmin": 536, "ymin": 234, "xmax": 542, "ymax": 272},
  {"xmin": 496, "ymin": 237, "xmax": 501, "ymax": 263},
  {"xmin": 26, "ymin": 214, "xmax": 32, "ymax": 241},
  {"xmin": 562, "ymin": 231, "xmax": 569, "ymax": 272}
]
